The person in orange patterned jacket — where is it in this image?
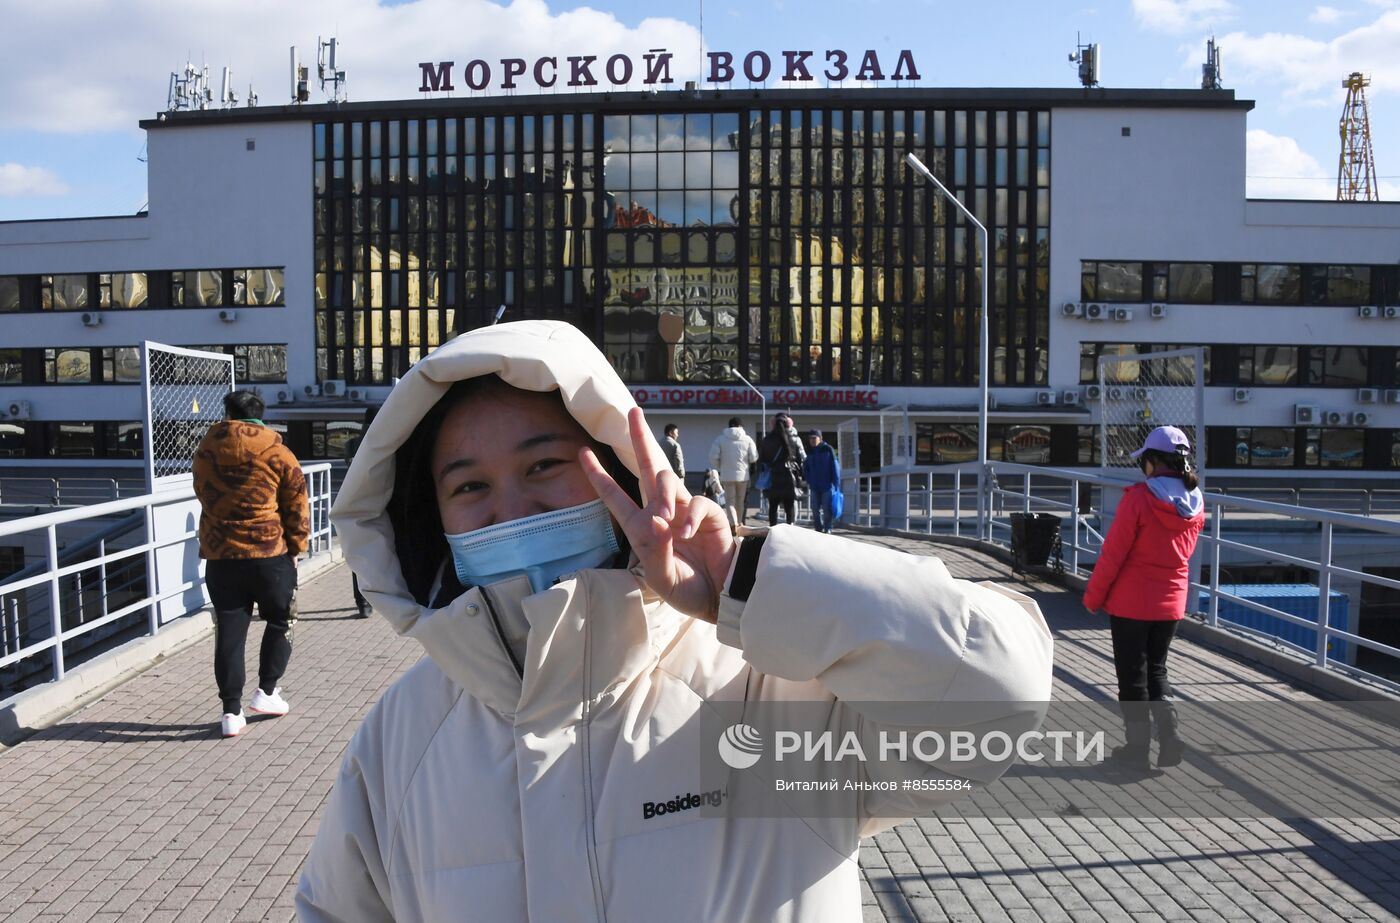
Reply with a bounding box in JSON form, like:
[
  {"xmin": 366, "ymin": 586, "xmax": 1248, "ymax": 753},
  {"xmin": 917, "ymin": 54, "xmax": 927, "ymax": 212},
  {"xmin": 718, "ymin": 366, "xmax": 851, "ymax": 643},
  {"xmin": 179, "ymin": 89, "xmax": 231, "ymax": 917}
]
[{"xmin": 193, "ymin": 389, "xmax": 310, "ymax": 739}]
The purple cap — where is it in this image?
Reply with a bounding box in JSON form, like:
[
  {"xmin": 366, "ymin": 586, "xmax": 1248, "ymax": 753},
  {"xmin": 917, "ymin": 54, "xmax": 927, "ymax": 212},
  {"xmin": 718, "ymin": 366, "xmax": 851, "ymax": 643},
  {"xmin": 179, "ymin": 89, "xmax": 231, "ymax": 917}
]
[{"xmin": 1130, "ymin": 425, "xmax": 1191, "ymax": 459}]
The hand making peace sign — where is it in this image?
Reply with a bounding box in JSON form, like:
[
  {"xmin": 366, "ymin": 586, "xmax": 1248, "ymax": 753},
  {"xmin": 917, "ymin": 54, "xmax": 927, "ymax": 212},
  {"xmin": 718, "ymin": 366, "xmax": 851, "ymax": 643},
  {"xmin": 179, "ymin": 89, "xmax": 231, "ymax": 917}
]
[{"xmin": 580, "ymin": 407, "xmax": 737, "ymax": 623}]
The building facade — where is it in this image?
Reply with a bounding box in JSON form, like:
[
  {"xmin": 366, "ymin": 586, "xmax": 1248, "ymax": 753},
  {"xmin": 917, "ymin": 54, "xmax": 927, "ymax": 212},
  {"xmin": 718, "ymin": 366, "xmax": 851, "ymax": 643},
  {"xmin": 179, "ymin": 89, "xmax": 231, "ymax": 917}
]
[{"xmin": 1, "ymin": 86, "xmax": 1398, "ymax": 480}]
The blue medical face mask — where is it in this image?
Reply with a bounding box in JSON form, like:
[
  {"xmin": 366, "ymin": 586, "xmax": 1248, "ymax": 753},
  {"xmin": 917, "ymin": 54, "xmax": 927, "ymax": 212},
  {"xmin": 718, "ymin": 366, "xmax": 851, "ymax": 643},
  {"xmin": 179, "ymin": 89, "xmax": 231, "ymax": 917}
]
[{"xmin": 444, "ymin": 499, "xmax": 621, "ymax": 595}]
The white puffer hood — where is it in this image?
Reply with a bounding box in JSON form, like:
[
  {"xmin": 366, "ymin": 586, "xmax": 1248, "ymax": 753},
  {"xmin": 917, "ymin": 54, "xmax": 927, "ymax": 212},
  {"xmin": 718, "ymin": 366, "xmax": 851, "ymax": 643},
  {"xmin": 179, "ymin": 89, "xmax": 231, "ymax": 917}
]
[{"xmin": 331, "ymin": 320, "xmax": 641, "ymax": 639}]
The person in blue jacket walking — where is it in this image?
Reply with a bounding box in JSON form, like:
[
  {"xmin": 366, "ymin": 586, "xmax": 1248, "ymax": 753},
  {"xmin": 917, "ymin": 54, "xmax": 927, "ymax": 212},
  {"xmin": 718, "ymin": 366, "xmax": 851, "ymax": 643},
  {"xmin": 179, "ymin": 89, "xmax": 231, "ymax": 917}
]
[{"xmin": 802, "ymin": 429, "xmax": 841, "ymax": 533}]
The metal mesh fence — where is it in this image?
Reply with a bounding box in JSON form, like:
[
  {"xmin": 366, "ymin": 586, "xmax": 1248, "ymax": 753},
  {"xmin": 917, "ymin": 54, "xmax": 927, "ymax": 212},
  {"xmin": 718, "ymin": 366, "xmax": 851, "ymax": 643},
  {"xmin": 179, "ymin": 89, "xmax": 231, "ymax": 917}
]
[
  {"xmin": 1097, "ymin": 347, "xmax": 1205, "ymax": 474},
  {"xmin": 142, "ymin": 343, "xmax": 235, "ymax": 486}
]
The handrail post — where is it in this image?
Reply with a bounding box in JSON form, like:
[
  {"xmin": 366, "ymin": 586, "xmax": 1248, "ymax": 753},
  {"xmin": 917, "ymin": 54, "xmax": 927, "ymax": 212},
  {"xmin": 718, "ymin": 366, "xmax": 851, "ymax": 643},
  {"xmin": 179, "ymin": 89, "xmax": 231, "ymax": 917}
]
[
  {"xmin": 1070, "ymin": 476, "xmax": 1081, "ymax": 574},
  {"xmin": 953, "ymin": 469, "xmax": 962, "ymax": 538},
  {"xmin": 47, "ymin": 525, "xmax": 65, "ymax": 681},
  {"xmin": 98, "ymin": 538, "xmax": 110, "ymax": 622},
  {"xmin": 145, "ymin": 502, "xmax": 159, "ymax": 636},
  {"xmin": 1208, "ymin": 506, "xmax": 1222, "ymax": 629},
  {"xmin": 1317, "ymin": 522, "xmax": 1333, "ymax": 668}
]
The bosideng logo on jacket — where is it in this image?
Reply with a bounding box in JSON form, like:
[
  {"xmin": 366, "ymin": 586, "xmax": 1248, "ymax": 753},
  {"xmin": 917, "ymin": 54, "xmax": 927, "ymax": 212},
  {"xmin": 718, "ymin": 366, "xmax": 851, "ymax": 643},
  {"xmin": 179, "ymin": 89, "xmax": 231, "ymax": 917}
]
[{"xmin": 717, "ymin": 723, "xmax": 764, "ymax": 769}]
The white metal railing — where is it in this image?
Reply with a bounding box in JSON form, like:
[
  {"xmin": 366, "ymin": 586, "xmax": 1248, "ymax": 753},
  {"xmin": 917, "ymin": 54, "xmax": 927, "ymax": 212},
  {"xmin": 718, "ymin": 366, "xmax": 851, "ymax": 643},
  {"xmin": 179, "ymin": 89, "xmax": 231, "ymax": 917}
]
[
  {"xmin": 846, "ymin": 460, "xmax": 1400, "ymax": 693},
  {"xmin": 0, "ymin": 478, "xmax": 146, "ymax": 507},
  {"xmin": 0, "ymin": 463, "xmax": 333, "ymax": 699},
  {"xmin": 987, "ymin": 462, "xmax": 1400, "ymax": 693}
]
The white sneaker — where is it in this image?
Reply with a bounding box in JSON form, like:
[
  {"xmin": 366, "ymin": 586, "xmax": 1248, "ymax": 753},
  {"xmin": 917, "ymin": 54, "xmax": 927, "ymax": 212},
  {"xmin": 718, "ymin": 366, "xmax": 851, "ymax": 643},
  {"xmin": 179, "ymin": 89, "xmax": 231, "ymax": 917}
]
[
  {"xmin": 221, "ymin": 711, "xmax": 246, "ymax": 738},
  {"xmin": 248, "ymin": 687, "xmax": 290, "ymax": 716}
]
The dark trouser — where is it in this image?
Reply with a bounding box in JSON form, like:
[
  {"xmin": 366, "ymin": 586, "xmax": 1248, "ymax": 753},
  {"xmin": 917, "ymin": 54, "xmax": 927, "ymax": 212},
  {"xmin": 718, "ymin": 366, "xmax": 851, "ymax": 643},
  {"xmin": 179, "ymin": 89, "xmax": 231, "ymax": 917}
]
[
  {"xmin": 811, "ymin": 489, "xmax": 833, "ymax": 532},
  {"xmin": 207, "ymin": 556, "xmax": 297, "ymax": 715},
  {"xmin": 767, "ymin": 492, "xmax": 796, "ymax": 526},
  {"xmin": 352, "ymin": 571, "xmax": 367, "ymax": 612},
  {"xmin": 1109, "ymin": 615, "xmax": 1181, "ymax": 746}
]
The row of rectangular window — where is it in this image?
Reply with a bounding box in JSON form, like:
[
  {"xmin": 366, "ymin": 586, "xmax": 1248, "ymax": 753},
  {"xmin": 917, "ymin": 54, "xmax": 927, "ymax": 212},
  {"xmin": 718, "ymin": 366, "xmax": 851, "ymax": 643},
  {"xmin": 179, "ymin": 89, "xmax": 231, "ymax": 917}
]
[
  {"xmin": 0, "ymin": 418, "xmax": 358, "ymax": 461},
  {"xmin": 0, "ymin": 269, "xmax": 286, "ymax": 312},
  {"xmin": 5, "ymin": 416, "xmax": 1390, "ymax": 470},
  {"xmin": 313, "ymin": 111, "xmax": 1051, "ymax": 164},
  {"xmin": 1081, "ymin": 261, "xmax": 1399, "ymax": 307},
  {"xmin": 915, "ymin": 423, "xmax": 1398, "ymax": 470},
  {"xmin": 0, "ymin": 345, "xmax": 288, "ymax": 385},
  {"xmin": 1080, "ymin": 343, "xmax": 1399, "ymax": 388}
]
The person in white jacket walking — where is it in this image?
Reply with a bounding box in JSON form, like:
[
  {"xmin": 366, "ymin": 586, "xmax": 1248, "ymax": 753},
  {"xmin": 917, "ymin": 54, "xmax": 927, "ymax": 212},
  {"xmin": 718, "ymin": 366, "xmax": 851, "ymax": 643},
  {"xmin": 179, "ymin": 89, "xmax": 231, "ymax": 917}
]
[
  {"xmin": 298, "ymin": 320, "xmax": 1053, "ymax": 923},
  {"xmin": 707, "ymin": 416, "xmax": 759, "ymax": 529}
]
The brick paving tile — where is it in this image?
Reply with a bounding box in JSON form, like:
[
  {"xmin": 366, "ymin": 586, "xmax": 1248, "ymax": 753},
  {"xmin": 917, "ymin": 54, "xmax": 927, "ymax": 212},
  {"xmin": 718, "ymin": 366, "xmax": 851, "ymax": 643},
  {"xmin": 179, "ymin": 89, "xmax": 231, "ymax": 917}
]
[{"xmin": 0, "ymin": 536, "xmax": 1396, "ymax": 922}]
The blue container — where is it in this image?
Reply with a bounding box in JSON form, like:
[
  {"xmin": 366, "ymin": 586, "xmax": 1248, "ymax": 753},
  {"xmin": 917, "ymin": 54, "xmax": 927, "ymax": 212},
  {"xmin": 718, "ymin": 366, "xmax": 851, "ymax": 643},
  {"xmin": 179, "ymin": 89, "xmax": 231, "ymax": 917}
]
[{"xmin": 1198, "ymin": 584, "xmax": 1350, "ymax": 663}]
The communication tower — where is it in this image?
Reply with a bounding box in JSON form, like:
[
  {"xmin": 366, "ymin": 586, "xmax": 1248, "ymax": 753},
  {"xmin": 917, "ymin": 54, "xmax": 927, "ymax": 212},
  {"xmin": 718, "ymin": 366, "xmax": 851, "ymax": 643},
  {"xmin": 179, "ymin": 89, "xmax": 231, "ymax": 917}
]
[
  {"xmin": 1337, "ymin": 72, "xmax": 1379, "ymax": 201},
  {"xmin": 166, "ymin": 61, "xmax": 213, "ymax": 112},
  {"xmin": 290, "ymin": 47, "xmax": 310, "ymax": 104},
  {"xmin": 1068, "ymin": 36, "xmax": 1100, "ymax": 88},
  {"xmin": 1201, "ymin": 38, "xmax": 1222, "ymax": 90},
  {"xmin": 318, "ymin": 36, "xmax": 348, "ymax": 103}
]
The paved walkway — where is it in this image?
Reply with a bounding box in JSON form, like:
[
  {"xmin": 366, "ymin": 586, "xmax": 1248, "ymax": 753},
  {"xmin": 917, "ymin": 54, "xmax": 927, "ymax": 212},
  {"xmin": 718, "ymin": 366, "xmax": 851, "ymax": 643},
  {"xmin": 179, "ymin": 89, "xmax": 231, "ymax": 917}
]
[{"xmin": 0, "ymin": 531, "xmax": 1396, "ymax": 922}]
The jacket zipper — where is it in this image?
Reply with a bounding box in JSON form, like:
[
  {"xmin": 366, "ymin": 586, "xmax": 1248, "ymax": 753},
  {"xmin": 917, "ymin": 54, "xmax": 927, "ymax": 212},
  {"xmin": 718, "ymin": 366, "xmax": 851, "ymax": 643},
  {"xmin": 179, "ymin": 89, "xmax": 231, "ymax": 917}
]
[
  {"xmin": 478, "ymin": 591, "xmax": 524, "ymax": 679},
  {"xmin": 579, "ymin": 576, "xmax": 609, "ymax": 923}
]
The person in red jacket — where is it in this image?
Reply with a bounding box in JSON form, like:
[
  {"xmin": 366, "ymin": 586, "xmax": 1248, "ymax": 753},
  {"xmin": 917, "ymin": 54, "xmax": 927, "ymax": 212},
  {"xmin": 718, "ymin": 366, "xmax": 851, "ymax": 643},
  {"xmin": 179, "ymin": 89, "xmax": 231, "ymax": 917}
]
[{"xmin": 1083, "ymin": 425, "xmax": 1204, "ymax": 771}]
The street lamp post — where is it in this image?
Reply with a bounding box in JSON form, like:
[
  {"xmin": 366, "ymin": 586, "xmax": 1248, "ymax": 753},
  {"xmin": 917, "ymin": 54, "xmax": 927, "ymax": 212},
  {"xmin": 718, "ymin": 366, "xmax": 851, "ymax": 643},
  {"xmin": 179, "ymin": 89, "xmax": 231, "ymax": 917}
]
[
  {"xmin": 730, "ymin": 367, "xmax": 766, "ymax": 434},
  {"xmin": 905, "ymin": 152, "xmax": 991, "ymax": 540}
]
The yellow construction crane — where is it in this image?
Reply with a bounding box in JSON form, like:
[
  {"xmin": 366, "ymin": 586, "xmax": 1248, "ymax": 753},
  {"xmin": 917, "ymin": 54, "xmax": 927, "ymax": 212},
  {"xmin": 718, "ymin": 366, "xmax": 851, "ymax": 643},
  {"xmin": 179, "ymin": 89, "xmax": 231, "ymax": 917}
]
[{"xmin": 1337, "ymin": 72, "xmax": 1379, "ymax": 201}]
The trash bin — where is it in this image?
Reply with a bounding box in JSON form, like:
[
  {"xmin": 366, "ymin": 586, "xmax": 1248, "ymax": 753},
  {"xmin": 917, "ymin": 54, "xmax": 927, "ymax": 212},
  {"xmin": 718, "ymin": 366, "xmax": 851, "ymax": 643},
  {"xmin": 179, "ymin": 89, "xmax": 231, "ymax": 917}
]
[{"xmin": 1009, "ymin": 512, "xmax": 1062, "ymax": 570}]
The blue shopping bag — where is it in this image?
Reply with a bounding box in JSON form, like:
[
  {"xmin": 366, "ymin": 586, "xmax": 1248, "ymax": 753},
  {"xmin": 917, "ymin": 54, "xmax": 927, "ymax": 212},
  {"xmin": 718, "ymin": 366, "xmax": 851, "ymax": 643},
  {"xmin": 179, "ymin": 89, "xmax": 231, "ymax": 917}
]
[{"xmin": 830, "ymin": 486, "xmax": 844, "ymax": 521}]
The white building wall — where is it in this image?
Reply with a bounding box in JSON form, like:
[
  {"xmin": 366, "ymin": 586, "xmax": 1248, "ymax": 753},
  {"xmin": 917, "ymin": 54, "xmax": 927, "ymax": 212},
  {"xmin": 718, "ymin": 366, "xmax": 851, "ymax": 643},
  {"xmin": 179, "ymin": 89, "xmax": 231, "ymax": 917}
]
[
  {"xmin": 0, "ymin": 120, "xmax": 316, "ymax": 424},
  {"xmin": 1050, "ymin": 106, "xmax": 1400, "ymax": 437}
]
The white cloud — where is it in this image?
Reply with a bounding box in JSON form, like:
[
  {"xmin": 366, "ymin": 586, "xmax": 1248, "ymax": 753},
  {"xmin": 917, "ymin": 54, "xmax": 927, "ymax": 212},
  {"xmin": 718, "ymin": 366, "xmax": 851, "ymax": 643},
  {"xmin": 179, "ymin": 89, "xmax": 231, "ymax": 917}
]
[
  {"xmin": 1309, "ymin": 5, "xmax": 1346, "ymax": 23},
  {"xmin": 1245, "ymin": 128, "xmax": 1400, "ymax": 200},
  {"xmin": 1132, "ymin": 0, "xmax": 1235, "ymax": 34},
  {"xmin": 0, "ymin": 0, "xmax": 702, "ymax": 134},
  {"xmin": 0, "ymin": 163, "xmax": 69, "ymax": 197},
  {"xmin": 1215, "ymin": 11, "xmax": 1400, "ymax": 104},
  {"xmin": 1246, "ymin": 129, "xmax": 1333, "ymax": 198}
]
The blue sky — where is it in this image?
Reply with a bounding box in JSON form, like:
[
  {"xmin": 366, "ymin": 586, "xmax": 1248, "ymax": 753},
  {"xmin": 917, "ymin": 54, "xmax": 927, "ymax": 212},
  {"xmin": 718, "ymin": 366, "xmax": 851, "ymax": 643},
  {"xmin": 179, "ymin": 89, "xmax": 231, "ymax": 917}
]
[{"xmin": 1, "ymin": 0, "xmax": 1397, "ymax": 220}]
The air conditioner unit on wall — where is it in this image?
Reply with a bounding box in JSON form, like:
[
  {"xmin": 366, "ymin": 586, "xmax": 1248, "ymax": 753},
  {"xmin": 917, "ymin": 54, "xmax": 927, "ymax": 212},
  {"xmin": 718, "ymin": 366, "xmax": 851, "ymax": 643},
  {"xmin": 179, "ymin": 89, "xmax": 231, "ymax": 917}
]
[
  {"xmin": 1111, "ymin": 307, "xmax": 1134, "ymax": 322},
  {"xmin": 347, "ymin": 388, "xmax": 367, "ymax": 401},
  {"xmin": 1358, "ymin": 305, "xmax": 1380, "ymax": 318},
  {"xmin": 1061, "ymin": 302, "xmax": 1085, "ymax": 318},
  {"xmin": 1294, "ymin": 404, "xmax": 1318, "ymax": 425},
  {"xmin": 1323, "ymin": 410, "xmax": 1345, "ymax": 426},
  {"xmin": 1085, "ymin": 303, "xmax": 1108, "ymax": 320},
  {"xmin": 1351, "ymin": 411, "xmax": 1372, "ymax": 426},
  {"xmin": 1150, "ymin": 303, "xmax": 1168, "ymax": 319},
  {"xmin": 1084, "ymin": 384, "xmax": 1103, "ymax": 401},
  {"xmin": 1384, "ymin": 305, "xmax": 1400, "ymax": 319},
  {"xmin": 274, "ymin": 388, "xmax": 296, "ymax": 405},
  {"xmin": 303, "ymin": 383, "xmax": 322, "ymax": 398},
  {"xmin": 1357, "ymin": 388, "xmax": 1379, "ymax": 404},
  {"xmin": 1036, "ymin": 390, "xmax": 1058, "ymax": 406},
  {"xmin": 1107, "ymin": 386, "xmax": 1125, "ymax": 401},
  {"xmin": 1385, "ymin": 390, "xmax": 1400, "ymax": 405},
  {"xmin": 218, "ymin": 309, "xmax": 238, "ymax": 322},
  {"xmin": 80, "ymin": 312, "xmax": 102, "ymax": 327},
  {"xmin": 1133, "ymin": 387, "xmax": 1153, "ymax": 401},
  {"xmin": 1233, "ymin": 388, "xmax": 1252, "ymax": 403},
  {"xmin": 322, "ymin": 379, "xmax": 347, "ymax": 398},
  {"xmin": 6, "ymin": 400, "xmax": 31, "ymax": 420},
  {"xmin": 1062, "ymin": 390, "xmax": 1082, "ymax": 406}
]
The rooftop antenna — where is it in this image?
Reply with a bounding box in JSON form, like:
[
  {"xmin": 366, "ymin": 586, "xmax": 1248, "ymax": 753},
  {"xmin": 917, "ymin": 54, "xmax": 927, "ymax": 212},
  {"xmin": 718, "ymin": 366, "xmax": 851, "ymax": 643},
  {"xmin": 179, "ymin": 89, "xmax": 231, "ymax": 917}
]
[
  {"xmin": 318, "ymin": 36, "xmax": 348, "ymax": 103},
  {"xmin": 290, "ymin": 46, "xmax": 310, "ymax": 104},
  {"xmin": 1067, "ymin": 34, "xmax": 1100, "ymax": 88},
  {"xmin": 220, "ymin": 66, "xmax": 239, "ymax": 108},
  {"xmin": 246, "ymin": 82, "xmax": 259, "ymax": 107},
  {"xmin": 1201, "ymin": 37, "xmax": 1222, "ymax": 90},
  {"xmin": 166, "ymin": 60, "xmax": 213, "ymax": 112}
]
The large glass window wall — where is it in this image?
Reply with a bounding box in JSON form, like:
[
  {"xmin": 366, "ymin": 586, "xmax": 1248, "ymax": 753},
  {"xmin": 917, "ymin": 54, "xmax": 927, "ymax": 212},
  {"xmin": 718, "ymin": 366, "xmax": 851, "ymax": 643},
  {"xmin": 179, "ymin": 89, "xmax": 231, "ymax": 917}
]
[{"xmin": 314, "ymin": 99, "xmax": 1051, "ymax": 386}]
